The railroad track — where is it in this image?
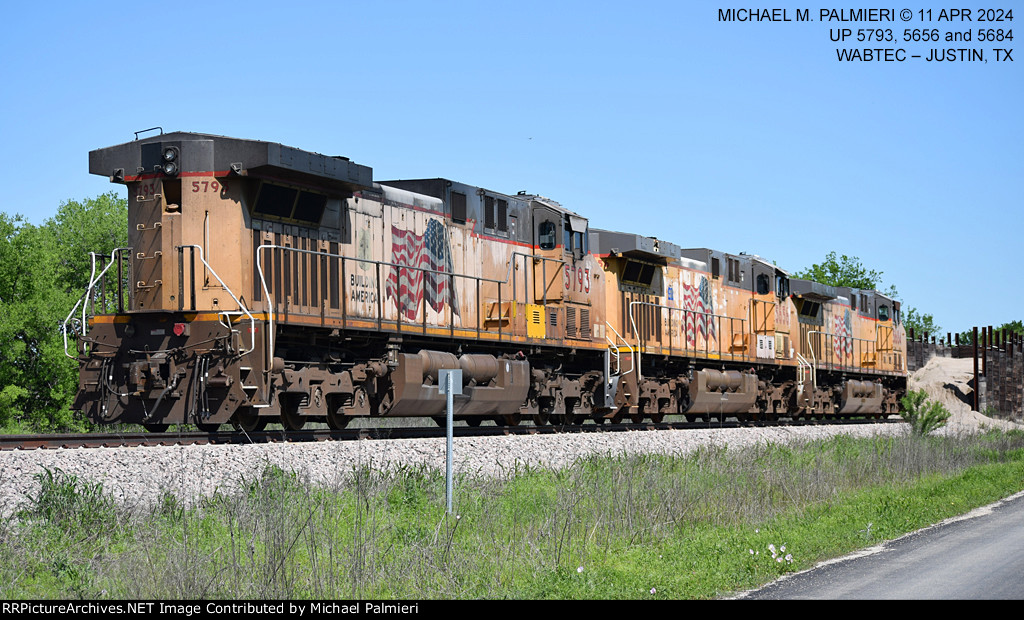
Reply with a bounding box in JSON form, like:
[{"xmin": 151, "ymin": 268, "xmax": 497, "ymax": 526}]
[{"xmin": 0, "ymin": 416, "xmax": 902, "ymax": 451}]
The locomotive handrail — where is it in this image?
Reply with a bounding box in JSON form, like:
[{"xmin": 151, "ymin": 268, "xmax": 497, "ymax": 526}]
[
  {"xmin": 255, "ymin": 244, "xmax": 508, "ymax": 374},
  {"xmin": 176, "ymin": 244, "xmax": 257, "ymax": 357},
  {"xmin": 503, "ymin": 251, "xmax": 566, "ymax": 306},
  {"xmin": 627, "ymin": 300, "xmax": 745, "ymax": 383},
  {"xmin": 604, "ymin": 321, "xmax": 635, "ymax": 377},
  {"xmin": 807, "ymin": 329, "xmax": 877, "ymax": 372},
  {"xmin": 62, "ymin": 247, "xmax": 132, "ymax": 360},
  {"xmin": 795, "ymin": 351, "xmax": 814, "ymax": 392}
]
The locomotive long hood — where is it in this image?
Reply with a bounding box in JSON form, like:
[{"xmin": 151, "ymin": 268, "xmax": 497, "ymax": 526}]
[{"xmin": 89, "ymin": 131, "xmax": 373, "ymax": 192}]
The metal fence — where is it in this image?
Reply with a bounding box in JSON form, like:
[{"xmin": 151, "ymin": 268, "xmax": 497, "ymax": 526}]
[{"xmin": 906, "ymin": 327, "xmax": 1024, "ymax": 421}]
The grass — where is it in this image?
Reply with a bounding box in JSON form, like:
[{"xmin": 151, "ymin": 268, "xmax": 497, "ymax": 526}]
[{"xmin": 2, "ymin": 429, "xmax": 1024, "ymax": 599}]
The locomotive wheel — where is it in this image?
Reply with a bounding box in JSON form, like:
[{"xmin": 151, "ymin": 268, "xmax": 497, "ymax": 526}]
[
  {"xmin": 649, "ymin": 414, "xmax": 665, "ymax": 424},
  {"xmin": 466, "ymin": 417, "xmax": 482, "ymax": 427},
  {"xmin": 196, "ymin": 422, "xmax": 221, "ymax": 433},
  {"xmin": 232, "ymin": 407, "xmax": 267, "ymax": 432},
  {"xmin": 280, "ymin": 398, "xmax": 305, "ymax": 431},
  {"xmin": 495, "ymin": 414, "xmax": 522, "ymax": 427},
  {"xmin": 326, "ymin": 408, "xmax": 350, "ymax": 430},
  {"xmin": 142, "ymin": 423, "xmax": 169, "ymax": 433},
  {"xmin": 535, "ymin": 397, "xmax": 554, "ymax": 425},
  {"xmin": 629, "ymin": 413, "xmax": 644, "ymax": 424}
]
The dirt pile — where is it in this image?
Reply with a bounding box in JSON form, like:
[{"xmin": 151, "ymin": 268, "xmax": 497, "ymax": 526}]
[{"xmin": 907, "ymin": 356, "xmax": 1024, "ymax": 435}]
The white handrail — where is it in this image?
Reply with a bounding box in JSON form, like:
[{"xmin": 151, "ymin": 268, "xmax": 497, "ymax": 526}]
[
  {"xmin": 604, "ymin": 320, "xmax": 635, "ymax": 377},
  {"xmin": 62, "ymin": 248, "xmax": 131, "ymax": 359},
  {"xmin": 177, "ymin": 244, "xmax": 256, "ymax": 357},
  {"xmin": 795, "ymin": 351, "xmax": 814, "ymax": 391}
]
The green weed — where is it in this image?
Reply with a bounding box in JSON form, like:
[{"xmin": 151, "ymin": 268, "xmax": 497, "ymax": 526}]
[{"xmin": 2, "ymin": 432, "xmax": 1024, "ymax": 599}]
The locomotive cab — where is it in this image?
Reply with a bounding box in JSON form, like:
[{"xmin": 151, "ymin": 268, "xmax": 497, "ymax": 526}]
[{"xmin": 74, "ymin": 131, "xmax": 373, "ymax": 429}]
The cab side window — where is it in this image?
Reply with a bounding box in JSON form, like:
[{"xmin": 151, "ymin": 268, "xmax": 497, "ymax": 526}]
[
  {"xmin": 775, "ymin": 275, "xmax": 790, "ymax": 298},
  {"xmin": 756, "ymin": 274, "xmax": 770, "ymax": 295},
  {"xmin": 539, "ymin": 221, "xmax": 556, "ymax": 250}
]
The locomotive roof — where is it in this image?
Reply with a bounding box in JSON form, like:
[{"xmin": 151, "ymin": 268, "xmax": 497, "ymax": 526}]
[
  {"xmin": 792, "ymin": 280, "xmax": 895, "ymax": 304},
  {"xmin": 89, "ymin": 131, "xmax": 373, "ymax": 192},
  {"xmin": 591, "ymin": 229, "xmax": 681, "ymax": 261},
  {"xmin": 790, "ymin": 279, "xmax": 838, "ymax": 301}
]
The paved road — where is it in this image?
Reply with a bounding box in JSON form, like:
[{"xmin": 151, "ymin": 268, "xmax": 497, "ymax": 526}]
[{"xmin": 739, "ymin": 490, "xmax": 1024, "ymax": 599}]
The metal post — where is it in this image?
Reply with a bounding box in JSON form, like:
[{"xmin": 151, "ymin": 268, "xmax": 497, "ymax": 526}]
[
  {"xmin": 439, "ymin": 368, "xmax": 462, "ymax": 515},
  {"xmin": 973, "ymin": 327, "xmax": 979, "ymax": 411},
  {"xmin": 983, "ymin": 327, "xmax": 988, "ymax": 377},
  {"xmin": 446, "ymin": 370, "xmax": 453, "ymax": 514}
]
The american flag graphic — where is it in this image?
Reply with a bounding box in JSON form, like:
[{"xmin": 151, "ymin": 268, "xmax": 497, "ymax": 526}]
[
  {"xmin": 385, "ymin": 219, "xmax": 460, "ymax": 321},
  {"xmin": 833, "ymin": 309, "xmax": 852, "ymax": 359},
  {"xmin": 683, "ymin": 276, "xmax": 716, "ymax": 346}
]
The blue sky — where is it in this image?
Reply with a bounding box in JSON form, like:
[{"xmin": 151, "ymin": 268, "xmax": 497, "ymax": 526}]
[{"xmin": 0, "ymin": 1, "xmax": 1019, "ymax": 334}]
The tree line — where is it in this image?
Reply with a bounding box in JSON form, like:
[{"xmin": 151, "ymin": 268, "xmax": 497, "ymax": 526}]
[{"xmin": 0, "ymin": 194, "xmax": 126, "ymax": 431}]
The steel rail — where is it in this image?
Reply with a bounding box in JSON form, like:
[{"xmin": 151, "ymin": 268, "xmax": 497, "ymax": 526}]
[{"xmin": 0, "ymin": 416, "xmax": 904, "ymax": 451}]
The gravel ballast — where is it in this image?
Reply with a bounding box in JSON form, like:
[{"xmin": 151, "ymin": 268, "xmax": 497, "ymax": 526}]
[{"xmin": 0, "ymin": 424, "xmax": 909, "ymax": 515}]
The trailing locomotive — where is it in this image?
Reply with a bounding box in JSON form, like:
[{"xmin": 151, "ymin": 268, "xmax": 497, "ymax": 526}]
[{"xmin": 66, "ymin": 131, "xmax": 906, "ymax": 432}]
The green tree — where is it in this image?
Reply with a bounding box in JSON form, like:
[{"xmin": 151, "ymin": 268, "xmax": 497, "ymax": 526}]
[
  {"xmin": 1001, "ymin": 320, "xmax": 1024, "ymax": 335},
  {"xmin": 50, "ymin": 192, "xmax": 129, "ymax": 293},
  {"xmin": 903, "ymin": 307, "xmax": 941, "ymax": 340},
  {"xmin": 0, "ymin": 193, "xmax": 127, "ymax": 432},
  {"xmin": 792, "ymin": 251, "xmax": 887, "ymax": 291}
]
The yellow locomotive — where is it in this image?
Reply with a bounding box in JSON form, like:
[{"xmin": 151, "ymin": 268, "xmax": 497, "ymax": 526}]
[{"xmin": 67, "ymin": 131, "xmax": 906, "ymax": 431}]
